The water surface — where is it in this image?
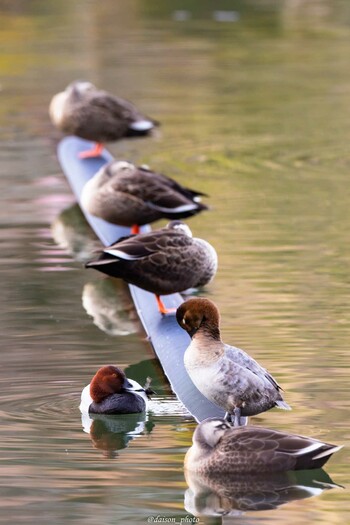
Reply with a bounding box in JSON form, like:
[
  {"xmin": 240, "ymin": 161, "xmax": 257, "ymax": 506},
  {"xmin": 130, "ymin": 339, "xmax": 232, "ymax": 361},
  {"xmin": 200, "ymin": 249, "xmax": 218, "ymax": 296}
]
[{"xmin": 0, "ymin": 1, "xmax": 350, "ymax": 524}]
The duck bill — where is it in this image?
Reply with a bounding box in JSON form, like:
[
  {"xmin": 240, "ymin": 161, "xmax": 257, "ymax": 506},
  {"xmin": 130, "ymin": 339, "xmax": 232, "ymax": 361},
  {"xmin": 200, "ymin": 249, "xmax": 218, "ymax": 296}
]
[{"xmin": 122, "ymin": 378, "xmax": 134, "ymax": 391}]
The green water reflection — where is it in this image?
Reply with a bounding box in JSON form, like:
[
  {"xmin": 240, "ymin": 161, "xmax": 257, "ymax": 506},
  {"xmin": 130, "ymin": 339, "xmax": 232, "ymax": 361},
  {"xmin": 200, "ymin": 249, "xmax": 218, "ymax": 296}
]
[{"xmin": 0, "ymin": 1, "xmax": 349, "ymax": 524}]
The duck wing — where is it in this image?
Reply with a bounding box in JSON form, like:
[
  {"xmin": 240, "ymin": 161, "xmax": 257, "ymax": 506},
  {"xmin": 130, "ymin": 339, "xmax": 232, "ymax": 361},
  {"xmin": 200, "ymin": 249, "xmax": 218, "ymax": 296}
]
[
  {"xmin": 138, "ymin": 166, "xmax": 208, "ymax": 199},
  {"xmin": 106, "ymin": 165, "xmax": 207, "ymax": 216},
  {"xmin": 219, "ymin": 426, "xmax": 342, "ymax": 471},
  {"xmin": 224, "ymin": 344, "xmax": 282, "ymax": 392},
  {"xmin": 133, "ymin": 169, "xmax": 208, "ymax": 217},
  {"xmin": 89, "ymin": 392, "xmax": 145, "ymax": 415},
  {"xmin": 85, "ymin": 227, "xmax": 215, "ymax": 294},
  {"xmin": 88, "ymin": 90, "xmax": 156, "ymax": 126},
  {"xmin": 146, "ymin": 183, "xmax": 207, "ymax": 217},
  {"xmin": 104, "ymin": 229, "xmax": 193, "ymax": 261}
]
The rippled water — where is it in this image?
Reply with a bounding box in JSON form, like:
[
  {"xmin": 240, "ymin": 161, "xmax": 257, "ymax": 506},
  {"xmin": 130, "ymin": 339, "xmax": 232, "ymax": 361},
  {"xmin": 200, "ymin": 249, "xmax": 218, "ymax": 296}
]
[{"xmin": 1, "ymin": 1, "xmax": 350, "ymax": 524}]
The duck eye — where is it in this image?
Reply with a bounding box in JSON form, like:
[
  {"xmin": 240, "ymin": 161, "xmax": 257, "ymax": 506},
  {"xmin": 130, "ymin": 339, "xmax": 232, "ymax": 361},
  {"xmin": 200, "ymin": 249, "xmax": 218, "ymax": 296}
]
[{"xmin": 182, "ymin": 318, "xmax": 186, "ymax": 326}]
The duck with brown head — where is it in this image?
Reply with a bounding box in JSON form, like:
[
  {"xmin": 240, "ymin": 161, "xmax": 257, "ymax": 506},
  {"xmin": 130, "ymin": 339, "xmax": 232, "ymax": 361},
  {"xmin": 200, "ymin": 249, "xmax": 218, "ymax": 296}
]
[
  {"xmin": 79, "ymin": 365, "xmax": 153, "ymax": 415},
  {"xmin": 176, "ymin": 297, "xmax": 291, "ymax": 426}
]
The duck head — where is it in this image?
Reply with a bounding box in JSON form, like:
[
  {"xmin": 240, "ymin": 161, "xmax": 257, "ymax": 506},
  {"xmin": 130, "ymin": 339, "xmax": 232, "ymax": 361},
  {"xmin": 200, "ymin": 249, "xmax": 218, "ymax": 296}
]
[
  {"xmin": 111, "ymin": 160, "xmax": 135, "ymax": 174},
  {"xmin": 67, "ymin": 80, "xmax": 96, "ymax": 95},
  {"xmin": 90, "ymin": 365, "xmax": 134, "ymax": 403},
  {"xmin": 176, "ymin": 297, "xmax": 221, "ymax": 340},
  {"xmin": 166, "ymin": 220, "xmax": 193, "ymax": 237},
  {"xmin": 193, "ymin": 418, "xmax": 231, "ymax": 449}
]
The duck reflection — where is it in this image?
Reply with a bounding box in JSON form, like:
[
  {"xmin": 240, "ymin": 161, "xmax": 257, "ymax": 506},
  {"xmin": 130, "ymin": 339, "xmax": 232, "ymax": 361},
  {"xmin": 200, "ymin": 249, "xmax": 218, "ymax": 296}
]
[
  {"xmin": 184, "ymin": 468, "xmax": 340, "ymax": 516},
  {"xmin": 82, "ymin": 278, "xmax": 136, "ymax": 336},
  {"xmin": 52, "ymin": 204, "xmax": 138, "ymax": 335},
  {"xmin": 82, "ymin": 412, "xmax": 154, "ymax": 459},
  {"xmin": 51, "ymin": 203, "xmax": 100, "ymax": 262}
]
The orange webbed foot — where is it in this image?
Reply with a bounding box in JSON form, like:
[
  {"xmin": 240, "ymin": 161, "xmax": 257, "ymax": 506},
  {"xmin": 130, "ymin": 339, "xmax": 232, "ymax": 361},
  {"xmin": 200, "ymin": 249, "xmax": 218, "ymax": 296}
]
[
  {"xmin": 155, "ymin": 295, "xmax": 177, "ymax": 315},
  {"xmin": 130, "ymin": 225, "xmax": 140, "ymax": 235},
  {"xmin": 78, "ymin": 143, "xmax": 104, "ymax": 159}
]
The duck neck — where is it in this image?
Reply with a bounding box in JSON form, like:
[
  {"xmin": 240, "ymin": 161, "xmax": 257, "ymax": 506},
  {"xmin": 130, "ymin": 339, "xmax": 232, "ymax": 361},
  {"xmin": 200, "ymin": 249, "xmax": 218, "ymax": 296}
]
[
  {"xmin": 191, "ymin": 326, "xmax": 224, "ymax": 362},
  {"xmin": 195, "ymin": 323, "xmax": 222, "ymax": 343}
]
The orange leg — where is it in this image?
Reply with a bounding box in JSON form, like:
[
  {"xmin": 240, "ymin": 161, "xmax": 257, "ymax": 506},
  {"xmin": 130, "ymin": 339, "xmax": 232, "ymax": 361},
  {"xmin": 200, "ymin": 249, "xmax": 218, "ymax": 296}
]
[
  {"xmin": 130, "ymin": 225, "xmax": 140, "ymax": 235},
  {"xmin": 78, "ymin": 142, "xmax": 104, "ymax": 159},
  {"xmin": 155, "ymin": 295, "xmax": 177, "ymax": 315}
]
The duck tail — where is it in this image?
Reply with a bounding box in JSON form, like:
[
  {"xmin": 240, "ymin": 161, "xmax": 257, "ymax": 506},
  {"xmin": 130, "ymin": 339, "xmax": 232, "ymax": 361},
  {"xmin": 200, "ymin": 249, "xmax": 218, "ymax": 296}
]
[
  {"xmin": 312, "ymin": 445, "xmax": 343, "ymax": 462},
  {"xmin": 275, "ymin": 399, "xmax": 292, "ymax": 410},
  {"xmin": 127, "ymin": 119, "xmax": 158, "ymax": 136},
  {"xmin": 146, "ymin": 201, "xmax": 208, "ymax": 219},
  {"xmin": 295, "ymin": 444, "xmax": 343, "ymax": 470},
  {"xmin": 85, "ymin": 256, "xmax": 120, "ymax": 268}
]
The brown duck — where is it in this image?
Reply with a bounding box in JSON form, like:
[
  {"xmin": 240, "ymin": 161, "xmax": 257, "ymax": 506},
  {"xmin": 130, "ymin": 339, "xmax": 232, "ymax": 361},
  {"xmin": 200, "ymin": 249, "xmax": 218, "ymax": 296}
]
[
  {"xmin": 185, "ymin": 418, "xmax": 342, "ymax": 474},
  {"xmin": 81, "ymin": 160, "xmax": 208, "ymax": 234},
  {"xmin": 176, "ymin": 297, "xmax": 290, "ymax": 425},
  {"xmin": 49, "ymin": 81, "xmax": 158, "ymax": 158},
  {"xmin": 85, "ymin": 221, "xmax": 218, "ymax": 314}
]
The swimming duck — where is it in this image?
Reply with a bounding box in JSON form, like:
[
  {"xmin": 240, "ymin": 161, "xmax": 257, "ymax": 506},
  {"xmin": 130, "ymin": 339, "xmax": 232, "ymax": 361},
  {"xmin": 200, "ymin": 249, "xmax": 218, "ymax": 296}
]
[
  {"xmin": 185, "ymin": 418, "xmax": 342, "ymax": 474},
  {"xmin": 81, "ymin": 160, "xmax": 208, "ymax": 234},
  {"xmin": 79, "ymin": 365, "xmax": 153, "ymax": 415},
  {"xmin": 49, "ymin": 81, "xmax": 158, "ymax": 158},
  {"xmin": 85, "ymin": 221, "xmax": 218, "ymax": 314},
  {"xmin": 176, "ymin": 297, "xmax": 290, "ymax": 425}
]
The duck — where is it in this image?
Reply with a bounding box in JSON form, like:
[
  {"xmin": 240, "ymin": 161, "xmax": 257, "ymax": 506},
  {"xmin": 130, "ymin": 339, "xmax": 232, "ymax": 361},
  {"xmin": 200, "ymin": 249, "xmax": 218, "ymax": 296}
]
[
  {"xmin": 176, "ymin": 297, "xmax": 290, "ymax": 425},
  {"xmin": 185, "ymin": 418, "xmax": 342, "ymax": 474},
  {"xmin": 49, "ymin": 81, "xmax": 158, "ymax": 158},
  {"xmin": 79, "ymin": 365, "xmax": 154, "ymax": 415},
  {"xmin": 85, "ymin": 221, "xmax": 218, "ymax": 314},
  {"xmin": 81, "ymin": 160, "xmax": 208, "ymax": 234}
]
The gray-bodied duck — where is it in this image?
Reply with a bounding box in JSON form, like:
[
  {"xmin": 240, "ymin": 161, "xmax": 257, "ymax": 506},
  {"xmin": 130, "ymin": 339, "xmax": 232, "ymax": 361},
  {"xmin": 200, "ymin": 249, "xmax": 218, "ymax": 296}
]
[
  {"xmin": 49, "ymin": 81, "xmax": 158, "ymax": 158},
  {"xmin": 176, "ymin": 297, "xmax": 290, "ymax": 425},
  {"xmin": 81, "ymin": 160, "xmax": 208, "ymax": 234},
  {"xmin": 185, "ymin": 418, "xmax": 342, "ymax": 474},
  {"xmin": 85, "ymin": 221, "xmax": 218, "ymax": 314}
]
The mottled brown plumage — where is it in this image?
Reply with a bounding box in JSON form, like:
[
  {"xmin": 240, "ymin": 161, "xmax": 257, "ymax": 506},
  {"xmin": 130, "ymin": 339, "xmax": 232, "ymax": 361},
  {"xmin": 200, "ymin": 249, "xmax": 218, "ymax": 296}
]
[
  {"xmin": 49, "ymin": 81, "xmax": 158, "ymax": 143},
  {"xmin": 185, "ymin": 418, "xmax": 342, "ymax": 474},
  {"xmin": 85, "ymin": 221, "xmax": 218, "ymax": 296},
  {"xmin": 81, "ymin": 160, "xmax": 208, "ymax": 227}
]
